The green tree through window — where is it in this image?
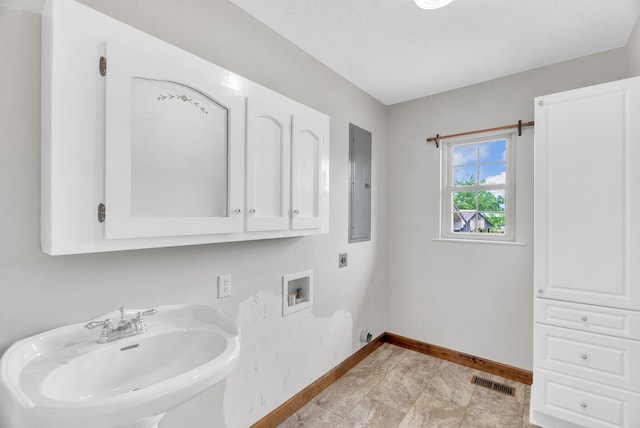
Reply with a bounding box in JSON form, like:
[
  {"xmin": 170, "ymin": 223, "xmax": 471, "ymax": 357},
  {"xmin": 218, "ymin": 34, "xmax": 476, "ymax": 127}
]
[{"xmin": 453, "ymin": 176, "xmax": 505, "ymax": 232}]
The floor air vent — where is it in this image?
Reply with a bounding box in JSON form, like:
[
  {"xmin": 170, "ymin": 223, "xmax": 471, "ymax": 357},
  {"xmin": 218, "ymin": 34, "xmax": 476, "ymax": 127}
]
[{"xmin": 471, "ymin": 376, "xmax": 515, "ymax": 396}]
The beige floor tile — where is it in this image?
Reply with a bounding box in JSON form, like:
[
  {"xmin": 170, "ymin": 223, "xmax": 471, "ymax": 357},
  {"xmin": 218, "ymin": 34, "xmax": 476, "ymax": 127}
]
[
  {"xmin": 279, "ymin": 401, "xmax": 343, "ymax": 428},
  {"xmin": 459, "ymin": 411, "xmax": 523, "ymax": 428},
  {"xmin": 314, "ymin": 344, "xmax": 408, "ymax": 416},
  {"xmin": 522, "ymin": 385, "xmax": 541, "ymax": 428},
  {"xmin": 427, "ymin": 360, "xmax": 480, "ymax": 407},
  {"xmin": 523, "ymin": 384, "xmax": 531, "ymax": 417},
  {"xmin": 313, "ymin": 367, "xmax": 381, "ymax": 417},
  {"xmin": 398, "ymin": 391, "xmax": 467, "ymax": 428},
  {"xmin": 281, "ymin": 347, "xmax": 537, "ymax": 428},
  {"xmin": 339, "ymin": 397, "xmax": 406, "ymax": 428},
  {"xmin": 399, "ymin": 351, "xmax": 442, "ymax": 373},
  {"xmin": 366, "ymin": 373, "xmax": 419, "ymax": 413},
  {"xmin": 356, "ymin": 343, "xmax": 409, "ymax": 377},
  {"xmin": 460, "ymin": 380, "xmax": 525, "ymax": 428},
  {"xmin": 366, "ymin": 351, "xmax": 440, "ymax": 412}
]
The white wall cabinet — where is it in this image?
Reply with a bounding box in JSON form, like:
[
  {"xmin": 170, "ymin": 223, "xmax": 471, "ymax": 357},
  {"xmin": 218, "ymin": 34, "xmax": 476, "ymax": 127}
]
[
  {"xmin": 104, "ymin": 42, "xmax": 246, "ymax": 239},
  {"xmin": 290, "ymin": 113, "xmax": 328, "ymax": 231},
  {"xmin": 246, "ymin": 91, "xmax": 291, "ymax": 233},
  {"xmin": 245, "ymin": 92, "xmax": 329, "ymax": 234},
  {"xmin": 532, "ymin": 76, "xmax": 640, "ymax": 428},
  {"xmin": 41, "ymin": 0, "xmax": 329, "ymax": 255}
]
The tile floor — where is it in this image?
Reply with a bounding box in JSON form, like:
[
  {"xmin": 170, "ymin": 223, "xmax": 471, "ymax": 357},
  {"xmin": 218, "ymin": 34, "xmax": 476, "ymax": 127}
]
[{"xmin": 279, "ymin": 343, "xmax": 540, "ymax": 428}]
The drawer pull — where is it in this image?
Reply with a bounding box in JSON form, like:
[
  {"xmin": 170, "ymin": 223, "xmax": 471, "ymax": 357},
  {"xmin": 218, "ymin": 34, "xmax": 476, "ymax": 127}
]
[
  {"xmin": 580, "ymin": 401, "xmax": 587, "ymax": 408},
  {"xmin": 581, "ymin": 316, "xmax": 588, "ymax": 322},
  {"xmin": 581, "ymin": 354, "xmax": 588, "ymax": 360}
]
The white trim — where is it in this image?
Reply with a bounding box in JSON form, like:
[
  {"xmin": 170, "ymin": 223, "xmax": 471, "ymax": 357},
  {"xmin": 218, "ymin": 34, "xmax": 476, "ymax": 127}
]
[{"xmin": 432, "ymin": 238, "xmax": 526, "ymax": 246}]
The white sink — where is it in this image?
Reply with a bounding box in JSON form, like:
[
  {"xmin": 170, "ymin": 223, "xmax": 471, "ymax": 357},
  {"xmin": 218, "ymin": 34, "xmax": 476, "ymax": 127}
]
[{"xmin": 0, "ymin": 304, "xmax": 240, "ymax": 428}]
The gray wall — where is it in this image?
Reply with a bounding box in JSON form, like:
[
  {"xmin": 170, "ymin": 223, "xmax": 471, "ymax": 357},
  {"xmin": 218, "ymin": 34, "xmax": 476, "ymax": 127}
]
[
  {"xmin": 385, "ymin": 48, "xmax": 628, "ymax": 370},
  {"xmin": 627, "ymin": 14, "xmax": 640, "ymax": 76},
  {"xmin": 0, "ymin": 2, "xmax": 388, "ymax": 427},
  {"xmin": 2, "ymin": 1, "xmax": 639, "ymax": 426}
]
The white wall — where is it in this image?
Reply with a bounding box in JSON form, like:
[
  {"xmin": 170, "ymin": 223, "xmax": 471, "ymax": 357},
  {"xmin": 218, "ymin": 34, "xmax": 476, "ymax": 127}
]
[
  {"xmin": 627, "ymin": 15, "xmax": 640, "ymax": 76},
  {"xmin": 0, "ymin": 2, "xmax": 388, "ymax": 427},
  {"xmin": 386, "ymin": 49, "xmax": 628, "ymax": 371},
  {"xmin": 2, "ymin": 1, "xmax": 639, "ymax": 426}
]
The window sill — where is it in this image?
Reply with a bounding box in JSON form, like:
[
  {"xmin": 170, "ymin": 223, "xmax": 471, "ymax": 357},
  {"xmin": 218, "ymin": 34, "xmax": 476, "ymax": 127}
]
[{"xmin": 432, "ymin": 238, "xmax": 527, "ymax": 246}]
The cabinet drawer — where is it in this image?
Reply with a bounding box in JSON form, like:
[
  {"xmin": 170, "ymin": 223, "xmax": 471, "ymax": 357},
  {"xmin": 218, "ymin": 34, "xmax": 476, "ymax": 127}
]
[
  {"xmin": 535, "ymin": 299, "xmax": 640, "ymax": 340},
  {"xmin": 534, "ymin": 324, "xmax": 640, "ymax": 391},
  {"xmin": 533, "ymin": 368, "xmax": 640, "ymax": 428}
]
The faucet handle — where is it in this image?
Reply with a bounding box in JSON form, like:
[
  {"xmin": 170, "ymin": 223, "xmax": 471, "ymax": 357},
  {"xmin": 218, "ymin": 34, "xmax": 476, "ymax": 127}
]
[
  {"xmin": 85, "ymin": 318, "xmax": 111, "ymax": 329},
  {"xmin": 135, "ymin": 308, "xmax": 157, "ymax": 333},
  {"xmin": 137, "ymin": 308, "xmax": 158, "ymax": 319},
  {"xmin": 85, "ymin": 318, "xmax": 113, "ymax": 343}
]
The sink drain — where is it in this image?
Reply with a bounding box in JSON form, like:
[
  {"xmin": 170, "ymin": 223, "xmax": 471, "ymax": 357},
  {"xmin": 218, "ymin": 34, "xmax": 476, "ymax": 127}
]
[{"xmin": 120, "ymin": 344, "xmax": 139, "ymax": 352}]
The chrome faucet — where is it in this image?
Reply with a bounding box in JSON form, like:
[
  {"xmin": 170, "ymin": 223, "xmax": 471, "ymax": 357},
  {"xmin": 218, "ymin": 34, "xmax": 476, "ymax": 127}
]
[{"xmin": 85, "ymin": 307, "xmax": 158, "ymax": 343}]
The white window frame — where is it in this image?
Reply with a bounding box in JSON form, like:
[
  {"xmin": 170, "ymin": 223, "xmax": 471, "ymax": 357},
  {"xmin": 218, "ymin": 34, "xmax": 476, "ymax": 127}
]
[{"xmin": 440, "ymin": 129, "xmax": 516, "ymax": 242}]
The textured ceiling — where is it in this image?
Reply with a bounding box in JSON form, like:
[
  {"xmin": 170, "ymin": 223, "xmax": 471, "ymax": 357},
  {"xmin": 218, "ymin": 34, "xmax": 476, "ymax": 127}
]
[
  {"xmin": 3, "ymin": 0, "xmax": 639, "ymax": 104},
  {"xmin": 228, "ymin": 0, "xmax": 640, "ymax": 105}
]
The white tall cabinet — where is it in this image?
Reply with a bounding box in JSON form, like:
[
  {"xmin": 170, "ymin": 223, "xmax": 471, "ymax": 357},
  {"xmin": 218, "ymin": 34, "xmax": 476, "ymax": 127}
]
[{"xmin": 532, "ymin": 76, "xmax": 640, "ymax": 428}]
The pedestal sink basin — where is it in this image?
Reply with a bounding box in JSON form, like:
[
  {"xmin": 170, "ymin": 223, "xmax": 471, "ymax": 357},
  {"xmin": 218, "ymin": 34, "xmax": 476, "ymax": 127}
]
[{"xmin": 0, "ymin": 304, "xmax": 240, "ymax": 428}]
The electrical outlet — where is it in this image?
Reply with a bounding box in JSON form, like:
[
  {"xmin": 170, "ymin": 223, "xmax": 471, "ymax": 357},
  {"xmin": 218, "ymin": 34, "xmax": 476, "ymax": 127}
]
[
  {"xmin": 338, "ymin": 253, "xmax": 348, "ymax": 268},
  {"xmin": 217, "ymin": 274, "xmax": 231, "ymax": 298}
]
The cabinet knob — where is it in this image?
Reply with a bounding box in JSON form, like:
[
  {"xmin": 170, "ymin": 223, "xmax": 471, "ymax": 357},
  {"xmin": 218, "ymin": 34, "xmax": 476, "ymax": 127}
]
[
  {"xmin": 581, "ymin": 316, "xmax": 588, "ymax": 322},
  {"xmin": 581, "ymin": 354, "xmax": 588, "ymax": 360},
  {"xmin": 233, "ymin": 208, "xmax": 241, "ymax": 214},
  {"xmin": 249, "ymin": 209, "xmax": 256, "ymax": 214},
  {"xmin": 537, "ymin": 288, "xmax": 544, "ymax": 294},
  {"xmin": 293, "ymin": 209, "xmax": 300, "ymax": 215},
  {"xmin": 580, "ymin": 401, "xmax": 587, "ymax": 408}
]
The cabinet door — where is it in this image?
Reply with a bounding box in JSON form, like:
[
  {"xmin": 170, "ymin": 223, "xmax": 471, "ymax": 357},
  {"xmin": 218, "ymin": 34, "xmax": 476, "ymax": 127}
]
[
  {"xmin": 291, "ymin": 113, "xmax": 329, "ymax": 230},
  {"xmin": 246, "ymin": 93, "xmax": 291, "ymax": 232},
  {"xmin": 534, "ymin": 77, "xmax": 640, "ymax": 310},
  {"xmin": 104, "ymin": 43, "xmax": 245, "ymax": 239}
]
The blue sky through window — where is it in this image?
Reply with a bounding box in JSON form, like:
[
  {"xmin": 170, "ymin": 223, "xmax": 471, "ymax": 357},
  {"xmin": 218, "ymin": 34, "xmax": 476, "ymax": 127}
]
[{"xmin": 453, "ymin": 139, "xmax": 506, "ymax": 186}]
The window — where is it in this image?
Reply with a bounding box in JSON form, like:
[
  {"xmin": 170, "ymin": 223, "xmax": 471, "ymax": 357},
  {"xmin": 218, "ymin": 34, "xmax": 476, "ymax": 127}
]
[{"xmin": 441, "ymin": 131, "xmax": 515, "ymax": 241}]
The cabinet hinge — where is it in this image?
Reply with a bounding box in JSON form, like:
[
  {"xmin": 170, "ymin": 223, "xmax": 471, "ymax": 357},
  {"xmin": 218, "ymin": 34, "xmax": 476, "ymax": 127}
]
[
  {"xmin": 98, "ymin": 203, "xmax": 106, "ymax": 223},
  {"xmin": 99, "ymin": 56, "xmax": 107, "ymax": 76}
]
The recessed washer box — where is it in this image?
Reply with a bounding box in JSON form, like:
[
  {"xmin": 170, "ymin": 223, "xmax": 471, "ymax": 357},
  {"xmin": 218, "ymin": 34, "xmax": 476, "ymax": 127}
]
[{"xmin": 282, "ymin": 270, "xmax": 313, "ymax": 316}]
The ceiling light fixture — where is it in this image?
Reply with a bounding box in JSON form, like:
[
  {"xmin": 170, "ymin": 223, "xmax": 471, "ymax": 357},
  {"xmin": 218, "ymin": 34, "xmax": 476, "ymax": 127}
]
[{"xmin": 414, "ymin": 0, "xmax": 454, "ymax": 10}]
